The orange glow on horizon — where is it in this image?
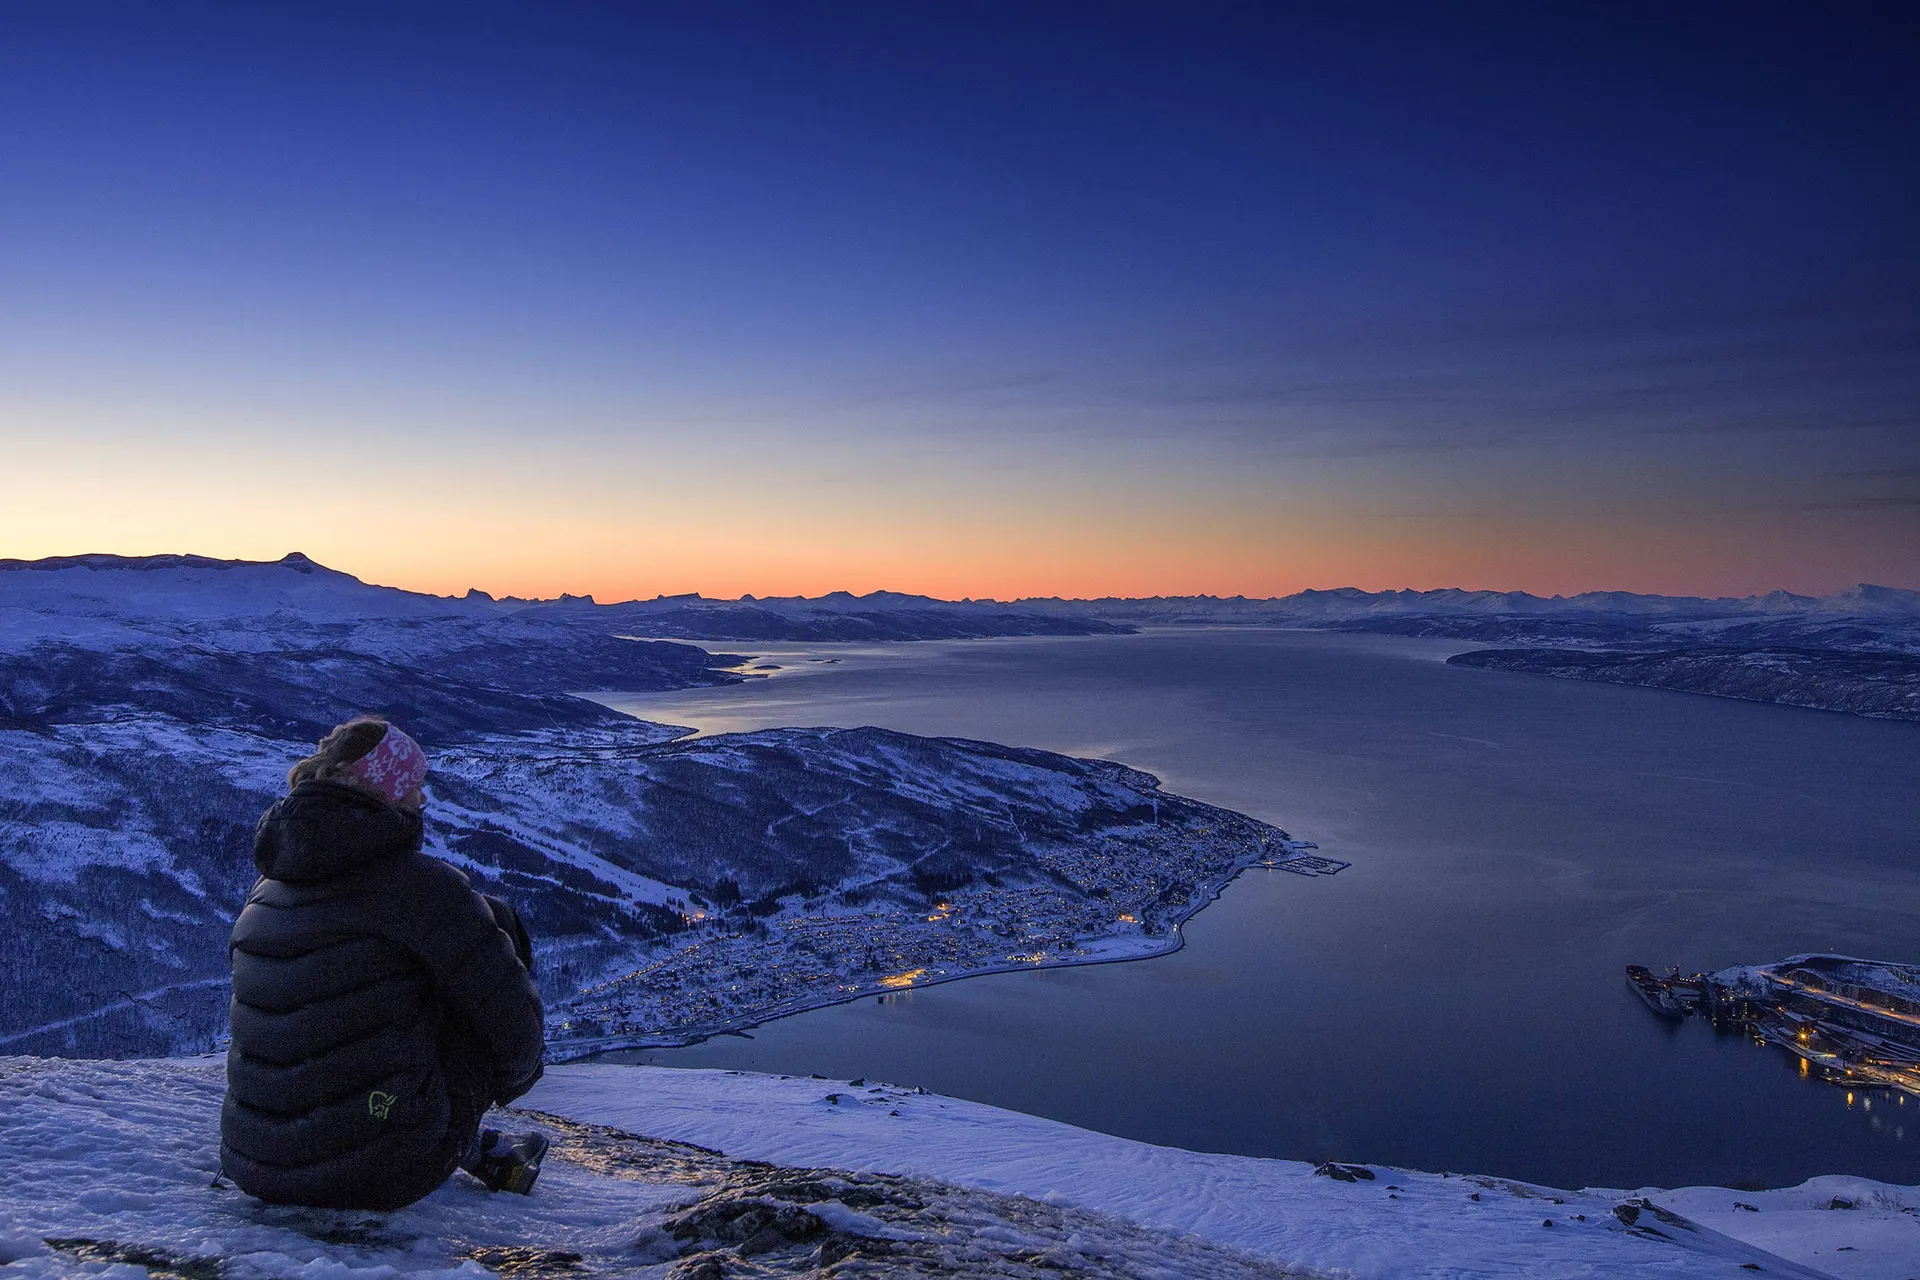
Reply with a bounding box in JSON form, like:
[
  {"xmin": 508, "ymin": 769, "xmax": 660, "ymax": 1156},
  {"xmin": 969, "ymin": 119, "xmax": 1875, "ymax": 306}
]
[
  {"xmin": 5, "ymin": 426, "xmax": 1914, "ymax": 602},
  {"xmin": 336, "ymin": 510, "xmax": 1919, "ymax": 605},
  {"xmin": 4, "ymin": 532, "xmax": 1911, "ymax": 605}
]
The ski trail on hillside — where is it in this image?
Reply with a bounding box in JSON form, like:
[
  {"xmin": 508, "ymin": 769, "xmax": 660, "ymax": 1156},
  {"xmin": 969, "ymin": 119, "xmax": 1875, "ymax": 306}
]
[{"xmin": 0, "ymin": 979, "xmax": 230, "ymax": 1050}]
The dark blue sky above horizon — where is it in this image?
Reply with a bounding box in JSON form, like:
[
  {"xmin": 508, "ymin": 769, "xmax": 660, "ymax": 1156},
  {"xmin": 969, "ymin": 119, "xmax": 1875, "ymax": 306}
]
[{"xmin": 3, "ymin": 2, "xmax": 1915, "ymax": 598}]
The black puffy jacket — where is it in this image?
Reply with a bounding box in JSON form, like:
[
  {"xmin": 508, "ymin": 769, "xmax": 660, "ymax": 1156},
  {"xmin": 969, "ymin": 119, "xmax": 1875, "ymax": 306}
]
[{"xmin": 220, "ymin": 780, "xmax": 545, "ymax": 1210}]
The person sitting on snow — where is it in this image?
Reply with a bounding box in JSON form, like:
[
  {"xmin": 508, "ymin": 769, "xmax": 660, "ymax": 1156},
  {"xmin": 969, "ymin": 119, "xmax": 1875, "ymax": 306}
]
[{"xmin": 220, "ymin": 716, "xmax": 550, "ymax": 1209}]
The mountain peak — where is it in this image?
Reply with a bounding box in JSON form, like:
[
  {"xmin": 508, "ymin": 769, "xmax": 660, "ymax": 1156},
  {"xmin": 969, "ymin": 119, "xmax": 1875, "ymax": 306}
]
[{"xmin": 1816, "ymin": 583, "xmax": 1920, "ymax": 616}]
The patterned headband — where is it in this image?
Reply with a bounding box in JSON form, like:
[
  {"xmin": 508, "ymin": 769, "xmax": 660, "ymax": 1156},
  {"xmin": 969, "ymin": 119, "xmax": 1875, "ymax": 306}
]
[{"xmin": 339, "ymin": 723, "xmax": 429, "ymax": 806}]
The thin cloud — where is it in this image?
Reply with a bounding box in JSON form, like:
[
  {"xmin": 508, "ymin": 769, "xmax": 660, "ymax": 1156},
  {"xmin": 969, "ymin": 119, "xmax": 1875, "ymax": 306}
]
[{"xmin": 1787, "ymin": 495, "xmax": 1920, "ymax": 511}]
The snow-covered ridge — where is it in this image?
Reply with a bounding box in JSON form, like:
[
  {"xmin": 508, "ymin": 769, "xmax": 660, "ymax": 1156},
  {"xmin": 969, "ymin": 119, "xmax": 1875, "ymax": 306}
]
[
  {"xmin": 1014, "ymin": 583, "xmax": 1920, "ymax": 622},
  {"xmin": 0, "ymin": 552, "xmax": 479, "ymax": 627},
  {"xmin": 3, "ymin": 1056, "xmax": 1911, "ymax": 1279},
  {"xmin": 10, "ymin": 551, "xmax": 1913, "ymax": 648},
  {"xmin": 0, "ymin": 553, "xmax": 1129, "ymax": 645},
  {"xmin": 0, "ymin": 715, "xmax": 1284, "ymax": 1060}
]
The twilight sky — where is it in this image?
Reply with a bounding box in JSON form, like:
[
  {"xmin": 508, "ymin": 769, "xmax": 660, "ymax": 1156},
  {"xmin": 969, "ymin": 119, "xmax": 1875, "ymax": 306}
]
[{"xmin": 2, "ymin": 3, "xmax": 1915, "ymax": 600}]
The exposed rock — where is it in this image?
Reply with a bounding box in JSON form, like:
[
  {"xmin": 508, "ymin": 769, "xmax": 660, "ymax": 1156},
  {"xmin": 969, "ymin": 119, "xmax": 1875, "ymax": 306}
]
[
  {"xmin": 1313, "ymin": 1162, "xmax": 1377, "ymax": 1183},
  {"xmin": 512, "ymin": 1107, "xmax": 1319, "ymax": 1278}
]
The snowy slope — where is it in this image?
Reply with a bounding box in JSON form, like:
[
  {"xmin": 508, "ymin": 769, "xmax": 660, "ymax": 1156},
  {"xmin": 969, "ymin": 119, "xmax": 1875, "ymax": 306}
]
[
  {"xmin": 534, "ymin": 1065, "xmax": 1916, "ymax": 1280},
  {"xmin": 5, "ymin": 1057, "xmax": 1911, "ymax": 1280},
  {"xmin": 0, "ymin": 1057, "xmax": 1314, "ymax": 1280},
  {"xmin": 2, "ymin": 550, "xmax": 1301, "ymax": 1060},
  {"xmin": 0, "ymin": 554, "xmax": 1124, "ymax": 649},
  {"xmin": 0, "ymin": 712, "xmax": 1276, "ymax": 1058},
  {"xmin": 0, "ymin": 553, "xmax": 475, "ymax": 628}
]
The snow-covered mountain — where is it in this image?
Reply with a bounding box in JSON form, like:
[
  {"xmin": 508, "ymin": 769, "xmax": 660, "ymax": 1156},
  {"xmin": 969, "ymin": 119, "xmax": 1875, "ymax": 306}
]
[
  {"xmin": 0, "ymin": 551, "xmax": 1128, "ymax": 654},
  {"xmin": 0, "ymin": 552, "xmax": 477, "ymax": 635},
  {"xmin": 10, "ymin": 551, "xmax": 1913, "ymax": 652},
  {"xmin": 7, "ymin": 547, "xmax": 1914, "ymax": 1067},
  {"xmin": 6, "ymin": 556, "xmax": 1915, "ymax": 1275},
  {"xmin": 1000, "ymin": 584, "xmax": 1920, "ymax": 718},
  {"xmin": 1015, "ymin": 584, "xmax": 1920, "ymax": 648},
  {"xmin": 0, "ymin": 552, "xmax": 746, "ymax": 738},
  {"xmin": 3, "ymin": 712, "xmax": 1265, "ymax": 1060},
  {"xmin": 518, "ymin": 590, "xmax": 1136, "ymax": 641},
  {"xmin": 0, "ymin": 554, "xmax": 1284, "ymax": 1059}
]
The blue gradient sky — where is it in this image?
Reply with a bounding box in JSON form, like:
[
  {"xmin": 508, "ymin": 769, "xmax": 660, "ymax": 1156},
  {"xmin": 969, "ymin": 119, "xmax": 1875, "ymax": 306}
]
[{"xmin": 3, "ymin": 3, "xmax": 1915, "ymax": 599}]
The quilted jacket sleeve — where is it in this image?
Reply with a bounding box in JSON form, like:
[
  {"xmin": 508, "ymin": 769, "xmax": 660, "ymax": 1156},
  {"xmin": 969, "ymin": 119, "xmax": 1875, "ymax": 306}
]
[{"xmin": 387, "ymin": 855, "xmax": 546, "ymax": 1104}]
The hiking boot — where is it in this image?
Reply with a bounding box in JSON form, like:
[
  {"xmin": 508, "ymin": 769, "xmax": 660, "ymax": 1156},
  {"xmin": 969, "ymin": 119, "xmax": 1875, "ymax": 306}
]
[{"xmin": 463, "ymin": 1128, "xmax": 550, "ymax": 1194}]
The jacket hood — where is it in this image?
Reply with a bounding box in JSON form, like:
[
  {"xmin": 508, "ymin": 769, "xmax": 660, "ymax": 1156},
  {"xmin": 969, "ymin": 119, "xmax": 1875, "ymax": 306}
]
[{"xmin": 254, "ymin": 780, "xmax": 424, "ymax": 883}]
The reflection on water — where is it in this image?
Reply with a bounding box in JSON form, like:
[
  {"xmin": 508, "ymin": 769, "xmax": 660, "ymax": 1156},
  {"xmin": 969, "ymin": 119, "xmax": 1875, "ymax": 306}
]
[{"xmin": 594, "ymin": 629, "xmax": 1920, "ymax": 1190}]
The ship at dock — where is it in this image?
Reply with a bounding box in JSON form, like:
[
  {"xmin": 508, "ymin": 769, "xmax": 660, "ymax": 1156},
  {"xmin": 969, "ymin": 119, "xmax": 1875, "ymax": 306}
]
[
  {"xmin": 1625, "ymin": 964, "xmax": 1695, "ymax": 1018},
  {"xmin": 1626, "ymin": 953, "xmax": 1920, "ymax": 1099}
]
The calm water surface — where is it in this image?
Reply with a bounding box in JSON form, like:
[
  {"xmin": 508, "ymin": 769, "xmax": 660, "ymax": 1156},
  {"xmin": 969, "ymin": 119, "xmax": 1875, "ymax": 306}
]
[{"xmin": 598, "ymin": 629, "xmax": 1920, "ymax": 1190}]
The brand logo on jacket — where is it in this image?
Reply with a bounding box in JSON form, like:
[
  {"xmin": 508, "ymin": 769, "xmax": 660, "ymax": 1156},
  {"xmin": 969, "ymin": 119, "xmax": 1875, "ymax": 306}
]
[{"xmin": 368, "ymin": 1091, "xmax": 398, "ymax": 1120}]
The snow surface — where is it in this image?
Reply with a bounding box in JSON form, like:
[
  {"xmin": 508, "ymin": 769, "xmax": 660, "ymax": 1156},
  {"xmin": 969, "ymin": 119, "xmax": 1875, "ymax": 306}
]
[
  {"xmin": 0, "ymin": 1058, "xmax": 687, "ymax": 1280},
  {"xmin": 5, "ymin": 1057, "xmax": 1913, "ymax": 1279},
  {"xmin": 534, "ymin": 1066, "xmax": 1918, "ymax": 1280},
  {"xmin": 0, "ymin": 1057, "xmax": 1309, "ymax": 1280}
]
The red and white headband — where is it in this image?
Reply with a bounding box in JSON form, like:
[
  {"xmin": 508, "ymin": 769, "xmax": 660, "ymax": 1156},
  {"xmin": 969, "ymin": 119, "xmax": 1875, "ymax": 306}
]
[{"xmin": 340, "ymin": 722, "xmax": 429, "ymax": 805}]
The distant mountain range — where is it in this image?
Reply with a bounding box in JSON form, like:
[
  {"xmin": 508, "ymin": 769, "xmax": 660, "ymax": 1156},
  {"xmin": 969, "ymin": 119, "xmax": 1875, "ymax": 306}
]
[
  {"xmin": 9, "ymin": 551, "xmax": 1914, "ymax": 649},
  {"xmin": 0, "ymin": 552, "xmax": 1133, "ymax": 646},
  {"xmin": 6, "ymin": 552, "xmax": 1917, "ymax": 723},
  {"xmin": 1013, "ymin": 585, "xmax": 1918, "ymax": 719},
  {"xmin": 1018, "ymin": 585, "xmax": 1920, "ymax": 663},
  {"xmin": 1022, "ymin": 582, "xmax": 1920, "ymax": 621}
]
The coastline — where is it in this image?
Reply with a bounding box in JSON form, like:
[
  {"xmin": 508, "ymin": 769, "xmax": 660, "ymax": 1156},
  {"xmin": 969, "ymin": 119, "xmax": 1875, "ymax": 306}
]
[
  {"xmin": 1449, "ymin": 646, "xmax": 1920, "ymax": 722},
  {"xmin": 548, "ymin": 840, "xmax": 1278, "ymax": 1062}
]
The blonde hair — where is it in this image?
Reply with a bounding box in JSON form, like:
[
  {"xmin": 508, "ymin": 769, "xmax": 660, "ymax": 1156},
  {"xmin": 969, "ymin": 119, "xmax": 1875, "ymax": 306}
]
[{"xmin": 288, "ymin": 716, "xmax": 391, "ymax": 790}]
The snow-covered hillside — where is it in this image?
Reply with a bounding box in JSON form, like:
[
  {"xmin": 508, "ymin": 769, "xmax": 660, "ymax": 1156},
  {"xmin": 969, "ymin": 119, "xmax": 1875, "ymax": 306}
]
[
  {"xmin": 1, "ymin": 701, "xmax": 1276, "ymax": 1059},
  {"xmin": 4, "ymin": 1056, "xmax": 1911, "ymax": 1279},
  {"xmin": 1449, "ymin": 647, "xmax": 1920, "ymax": 721},
  {"xmin": 0, "ymin": 553, "xmax": 1127, "ymax": 648},
  {"xmin": 0, "ymin": 556, "xmax": 1292, "ymax": 1059},
  {"xmin": 9, "ymin": 553, "xmax": 1916, "ymax": 731},
  {"xmin": 14, "ymin": 552, "xmax": 1913, "ymax": 654}
]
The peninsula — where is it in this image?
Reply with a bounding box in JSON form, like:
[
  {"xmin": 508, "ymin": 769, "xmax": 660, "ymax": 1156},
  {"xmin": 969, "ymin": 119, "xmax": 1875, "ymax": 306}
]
[{"xmin": 0, "ymin": 554, "xmax": 1334, "ymax": 1061}]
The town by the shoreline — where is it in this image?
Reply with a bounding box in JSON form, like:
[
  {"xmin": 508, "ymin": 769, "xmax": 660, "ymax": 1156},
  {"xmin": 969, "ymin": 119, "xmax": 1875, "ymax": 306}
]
[{"xmin": 550, "ymin": 819, "xmax": 1339, "ymax": 1058}]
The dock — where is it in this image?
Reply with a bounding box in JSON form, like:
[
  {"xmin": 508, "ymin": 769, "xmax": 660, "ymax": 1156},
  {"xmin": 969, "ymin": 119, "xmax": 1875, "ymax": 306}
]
[
  {"xmin": 1625, "ymin": 965, "xmax": 1690, "ymax": 1018},
  {"xmin": 1252, "ymin": 836, "xmax": 1347, "ymax": 876},
  {"xmin": 1626, "ymin": 954, "xmax": 1920, "ymax": 1100},
  {"xmin": 1258, "ymin": 854, "xmax": 1350, "ymax": 876}
]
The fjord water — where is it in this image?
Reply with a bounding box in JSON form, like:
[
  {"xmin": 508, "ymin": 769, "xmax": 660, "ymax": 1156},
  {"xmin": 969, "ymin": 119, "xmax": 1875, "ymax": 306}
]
[{"xmin": 599, "ymin": 629, "xmax": 1920, "ymax": 1190}]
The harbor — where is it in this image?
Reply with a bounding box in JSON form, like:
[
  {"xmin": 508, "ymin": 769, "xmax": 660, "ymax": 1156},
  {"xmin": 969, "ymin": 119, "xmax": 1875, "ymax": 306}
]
[
  {"xmin": 1257, "ymin": 838, "xmax": 1351, "ymax": 876},
  {"xmin": 1627, "ymin": 954, "xmax": 1920, "ymax": 1100}
]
